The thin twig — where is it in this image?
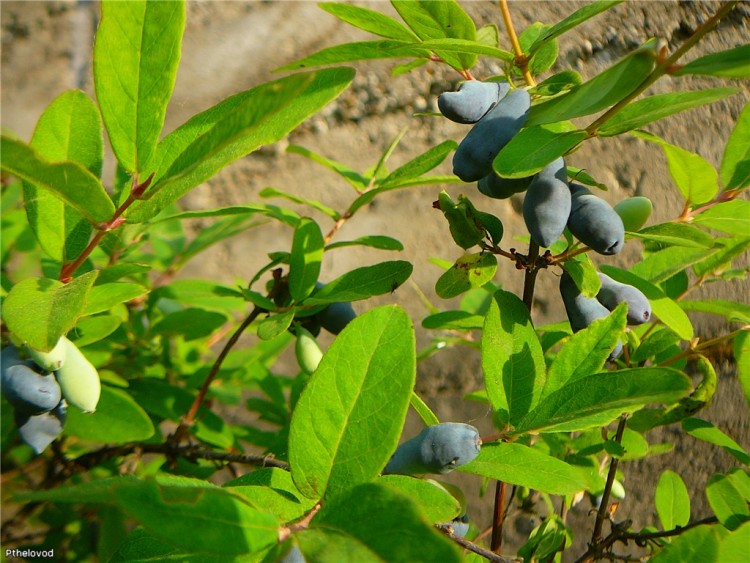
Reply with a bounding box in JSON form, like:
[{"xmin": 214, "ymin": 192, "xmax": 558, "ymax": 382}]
[
  {"xmin": 591, "ymin": 415, "xmax": 628, "ymax": 544},
  {"xmin": 437, "ymin": 524, "xmax": 521, "ymax": 563}
]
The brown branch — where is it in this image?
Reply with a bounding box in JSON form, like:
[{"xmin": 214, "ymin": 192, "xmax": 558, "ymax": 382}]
[
  {"xmin": 591, "ymin": 415, "xmax": 629, "ymax": 545},
  {"xmin": 437, "ymin": 524, "xmax": 521, "ymax": 563},
  {"xmin": 498, "ymin": 0, "xmax": 536, "ymax": 87}
]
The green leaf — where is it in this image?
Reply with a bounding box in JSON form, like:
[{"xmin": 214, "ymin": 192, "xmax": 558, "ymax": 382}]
[
  {"xmin": 562, "ymin": 255, "xmax": 601, "ymax": 298},
  {"xmin": 422, "ymin": 311, "xmax": 484, "ymax": 331},
  {"xmin": 682, "ymin": 418, "xmax": 750, "ymax": 466},
  {"xmin": 70, "ymin": 315, "xmax": 122, "ymax": 347},
  {"xmin": 526, "ymin": 47, "xmax": 655, "ymax": 127},
  {"xmin": 150, "ymin": 308, "xmax": 228, "ymax": 341},
  {"xmin": 527, "ymin": 0, "xmax": 625, "ymax": 55},
  {"xmin": 109, "ymin": 528, "xmax": 238, "ymax": 563},
  {"xmin": 515, "ymin": 367, "xmax": 692, "ymax": 434},
  {"xmin": 630, "ymin": 245, "xmax": 720, "ymax": 284},
  {"xmin": 650, "ymin": 525, "xmax": 723, "ymax": 563},
  {"xmin": 629, "ymin": 223, "xmax": 714, "ymax": 248},
  {"xmin": 256, "ymin": 309, "xmax": 296, "ymax": 341},
  {"xmin": 721, "ymin": 101, "xmax": 750, "ymax": 191},
  {"xmin": 494, "ymin": 127, "xmax": 587, "ymax": 178},
  {"xmin": 410, "ymin": 391, "xmax": 440, "ymax": 427},
  {"xmin": 152, "ymin": 279, "xmax": 245, "ymax": 311},
  {"xmin": 394, "ymin": 38, "xmax": 513, "ymax": 63},
  {"xmin": 632, "ymin": 131, "xmax": 719, "ymax": 205},
  {"xmin": 679, "ymin": 300, "xmax": 750, "ymax": 324},
  {"xmin": 1, "ymin": 136, "xmax": 115, "ymax": 225},
  {"xmin": 259, "ymin": 187, "xmax": 339, "ymax": 220},
  {"xmin": 304, "ymin": 261, "xmax": 413, "ymax": 305},
  {"xmin": 632, "ymin": 327, "xmax": 681, "ymax": 364},
  {"xmin": 482, "ymin": 289, "xmax": 546, "ymax": 426},
  {"xmin": 154, "ymin": 204, "xmax": 299, "ymax": 227},
  {"xmin": 692, "ymin": 200, "xmax": 750, "ymax": 235},
  {"xmin": 127, "ymin": 68, "xmax": 355, "ymax": 223},
  {"xmin": 82, "ymin": 282, "xmax": 148, "ymax": 316},
  {"xmin": 289, "ymin": 306, "xmax": 415, "ymax": 500},
  {"xmin": 289, "ymin": 218, "xmax": 324, "ymax": 302},
  {"xmin": 675, "ymin": 44, "xmax": 750, "ymax": 79},
  {"xmin": 530, "ymin": 70, "xmax": 582, "ymax": 97},
  {"xmin": 96, "ymin": 263, "xmax": 152, "ymax": 284},
  {"xmin": 224, "ymin": 467, "xmax": 316, "ymax": 523},
  {"xmin": 458, "ymin": 442, "xmax": 586, "ymax": 495},
  {"xmin": 544, "ymin": 304, "xmax": 627, "ymax": 397},
  {"xmin": 319, "ymin": 2, "xmax": 418, "ymax": 41},
  {"xmin": 114, "ymin": 478, "xmax": 278, "ymax": 556},
  {"xmin": 655, "ymin": 470, "xmax": 691, "ymax": 530},
  {"xmin": 66, "ymin": 386, "xmax": 154, "ymax": 443},
  {"xmin": 2, "ymin": 272, "xmax": 98, "ymax": 351},
  {"xmin": 519, "ymin": 23, "xmax": 558, "ymax": 75},
  {"xmin": 380, "ymin": 476, "xmax": 461, "ymax": 523},
  {"xmin": 326, "ymin": 236, "xmax": 404, "ymax": 252},
  {"xmin": 718, "ymin": 522, "xmax": 750, "ymax": 563},
  {"xmin": 285, "ymin": 144, "xmax": 368, "ymax": 190},
  {"xmin": 599, "ymin": 88, "xmax": 739, "ymax": 137},
  {"xmin": 380, "ymin": 141, "xmax": 456, "ymax": 188},
  {"xmin": 94, "ymin": 0, "xmax": 185, "ymax": 173},
  {"xmin": 735, "ymin": 330, "xmax": 750, "ymax": 406},
  {"xmin": 706, "ymin": 473, "xmax": 750, "ymax": 530},
  {"xmin": 17, "ymin": 475, "xmax": 139, "ymax": 504},
  {"xmin": 276, "ymin": 41, "xmax": 429, "ymax": 72},
  {"xmin": 24, "ymin": 90, "xmax": 102, "ymax": 261},
  {"xmin": 435, "ymin": 253, "xmax": 497, "ymax": 299},
  {"xmin": 437, "ymin": 192, "xmax": 485, "ymax": 249},
  {"xmin": 313, "ymin": 482, "xmax": 461, "ymax": 563},
  {"xmin": 391, "ymin": 0, "xmax": 478, "ymax": 70},
  {"xmin": 692, "ymin": 236, "xmax": 750, "ymax": 277},
  {"xmin": 599, "ymin": 266, "xmax": 694, "ymax": 340}
]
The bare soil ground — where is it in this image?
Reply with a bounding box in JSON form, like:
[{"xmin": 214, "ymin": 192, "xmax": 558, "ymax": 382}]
[{"xmin": 2, "ymin": 1, "xmax": 749, "ymax": 558}]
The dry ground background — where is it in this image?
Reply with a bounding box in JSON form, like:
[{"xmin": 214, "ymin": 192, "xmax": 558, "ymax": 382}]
[{"xmin": 2, "ymin": 0, "xmax": 749, "ymax": 559}]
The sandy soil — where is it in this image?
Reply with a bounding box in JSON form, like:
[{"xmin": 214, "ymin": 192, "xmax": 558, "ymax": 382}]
[{"xmin": 2, "ymin": 1, "xmax": 749, "ymax": 558}]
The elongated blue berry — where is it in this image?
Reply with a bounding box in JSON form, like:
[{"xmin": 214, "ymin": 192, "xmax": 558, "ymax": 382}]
[
  {"xmin": 438, "ymin": 80, "xmax": 510, "ymax": 124},
  {"xmin": 568, "ymin": 184, "xmax": 625, "ymax": 255},
  {"xmin": 384, "ymin": 422, "xmax": 481, "ymax": 475},
  {"xmin": 522, "ymin": 158, "xmax": 571, "ymax": 247},
  {"xmin": 597, "ymin": 273, "xmax": 651, "ymax": 325}
]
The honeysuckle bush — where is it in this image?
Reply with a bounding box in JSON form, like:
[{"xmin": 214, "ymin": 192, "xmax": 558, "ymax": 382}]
[{"xmin": 1, "ymin": 1, "xmax": 749, "ymax": 561}]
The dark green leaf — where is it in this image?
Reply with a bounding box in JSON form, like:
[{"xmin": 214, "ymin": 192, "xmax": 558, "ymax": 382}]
[
  {"xmin": 482, "ymin": 289, "xmax": 546, "ymax": 426},
  {"xmin": 256, "ymin": 309, "xmax": 296, "ymax": 341},
  {"xmin": 153, "ymin": 280, "xmax": 245, "ymax": 311},
  {"xmin": 114, "ymin": 478, "xmax": 278, "ymax": 555},
  {"xmin": 515, "ymin": 368, "xmax": 692, "ymax": 434},
  {"xmin": 735, "ymin": 330, "xmax": 750, "ymax": 407},
  {"xmin": 632, "ymin": 327, "xmax": 681, "ymax": 364},
  {"xmin": 391, "ymin": 0, "xmax": 478, "ymax": 70},
  {"xmin": 17, "ymin": 475, "xmax": 139, "ymax": 504},
  {"xmin": 109, "ymin": 528, "xmax": 239, "ymax": 563},
  {"xmin": 224, "ymin": 467, "xmax": 316, "ymax": 523},
  {"xmin": 313, "ymin": 482, "xmax": 461, "ymax": 563},
  {"xmin": 530, "ymin": 70, "xmax": 582, "ymax": 97},
  {"xmin": 527, "ymin": 0, "xmax": 625, "ymax": 55},
  {"xmin": 127, "ymin": 68, "xmax": 355, "ymax": 222},
  {"xmin": 692, "ymin": 236, "xmax": 750, "ymax": 277},
  {"xmin": 721, "ymin": 101, "xmax": 750, "ymax": 191},
  {"xmin": 154, "ymin": 204, "xmax": 300, "ymax": 227},
  {"xmin": 519, "ymin": 23, "xmax": 558, "ymax": 74},
  {"xmin": 290, "ymin": 306, "xmax": 415, "ymax": 500},
  {"xmin": 70, "ymin": 315, "xmax": 122, "ymax": 347},
  {"xmin": 692, "ymin": 200, "xmax": 750, "ymax": 235},
  {"xmin": 304, "ymin": 261, "xmax": 413, "ymax": 305},
  {"xmin": 94, "ymin": 1, "xmax": 184, "ymax": 172},
  {"xmin": 599, "ymin": 266, "xmax": 693, "ymax": 340},
  {"xmin": 150, "ymin": 308, "xmax": 228, "ymax": 341},
  {"xmin": 526, "ymin": 47, "xmax": 655, "ymax": 127},
  {"xmin": 326, "ymin": 236, "xmax": 404, "ymax": 252},
  {"xmin": 2, "ymin": 272, "xmax": 98, "ymax": 351},
  {"xmin": 630, "ymin": 223, "xmax": 714, "ymax": 248},
  {"xmin": 319, "ymin": 3, "xmax": 418, "ymax": 41},
  {"xmin": 494, "ymin": 127, "xmax": 586, "ymax": 179},
  {"xmin": 276, "ymin": 41, "xmax": 428, "ymax": 71},
  {"xmin": 66, "ymin": 386, "xmax": 154, "ymax": 443},
  {"xmin": 1, "ymin": 136, "xmax": 114, "ymax": 225},
  {"xmin": 435, "ymin": 253, "xmax": 497, "ymax": 299},
  {"xmin": 675, "ymin": 44, "xmax": 750, "ymax": 79},
  {"xmin": 655, "ymin": 470, "xmax": 690, "ymax": 530},
  {"xmin": 96, "ymin": 263, "xmax": 152, "ymax": 284},
  {"xmin": 25, "ymin": 90, "xmax": 102, "ymax": 261},
  {"xmin": 422, "ymin": 311, "xmax": 484, "ymax": 330},
  {"xmin": 380, "ymin": 475, "xmax": 461, "ymax": 523},
  {"xmin": 458, "ymin": 442, "xmax": 586, "ymax": 495},
  {"xmin": 632, "ymin": 131, "xmax": 719, "ymax": 205},
  {"xmin": 650, "ymin": 525, "xmax": 723, "ymax": 563},
  {"xmin": 600, "ymin": 88, "xmax": 739, "ymax": 137},
  {"xmin": 544, "ymin": 304, "xmax": 627, "ymax": 396},
  {"xmin": 631, "ymin": 245, "xmax": 720, "ymax": 284},
  {"xmin": 289, "ymin": 218, "xmax": 324, "ymax": 301},
  {"xmin": 682, "ymin": 418, "xmax": 750, "ymax": 466}
]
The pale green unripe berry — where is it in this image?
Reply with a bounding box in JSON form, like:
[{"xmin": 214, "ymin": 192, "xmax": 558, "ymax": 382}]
[
  {"xmin": 614, "ymin": 196, "xmax": 653, "ymax": 232},
  {"xmin": 27, "ymin": 336, "xmax": 68, "ymax": 371},
  {"xmin": 55, "ymin": 338, "xmax": 100, "ymax": 413},
  {"xmin": 295, "ymin": 327, "xmax": 323, "ymax": 375}
]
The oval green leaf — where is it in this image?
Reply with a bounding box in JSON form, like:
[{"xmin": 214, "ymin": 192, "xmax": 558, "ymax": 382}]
[{"xmin": 66, "ymin": 386, "xmax": 154, "ymax": 443}]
